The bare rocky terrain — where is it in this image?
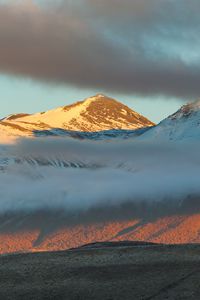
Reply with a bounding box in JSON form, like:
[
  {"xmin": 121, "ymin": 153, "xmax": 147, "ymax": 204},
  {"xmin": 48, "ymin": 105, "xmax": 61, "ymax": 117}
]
[{"xmin": 0, "ymin": 241, "xmax": 199, "ymax": 300}]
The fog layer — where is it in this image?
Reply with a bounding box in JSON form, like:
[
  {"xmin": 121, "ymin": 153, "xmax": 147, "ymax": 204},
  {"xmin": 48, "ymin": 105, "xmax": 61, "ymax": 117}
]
[{"xmin": 0, "ymin": 137, "xmax": 199, "ymax": 224}]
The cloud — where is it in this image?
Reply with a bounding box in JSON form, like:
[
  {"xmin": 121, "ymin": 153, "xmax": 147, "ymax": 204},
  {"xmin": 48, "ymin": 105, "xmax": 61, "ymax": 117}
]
[
  {"xmin": 0, "ymin": 0, "xmax": 200, "ymax": 98},
  {"xmin": 0, "ymin": 137, "xmax": 199, "ymax": 228}
]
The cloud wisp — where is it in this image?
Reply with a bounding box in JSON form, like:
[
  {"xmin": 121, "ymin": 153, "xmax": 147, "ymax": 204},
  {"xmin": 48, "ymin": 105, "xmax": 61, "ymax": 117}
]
[{"xmin": 0, "ymin": 0, "xmax": 200, "ymax": 98}]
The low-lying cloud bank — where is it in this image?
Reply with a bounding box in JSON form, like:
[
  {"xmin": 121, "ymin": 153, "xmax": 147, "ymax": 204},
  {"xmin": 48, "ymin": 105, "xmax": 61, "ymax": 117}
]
[
  {"xmin": 0, "ymin": 137, "xmax": 199, "ymax": 226},
  {"xmin": 0, "ymin": 0, "xmax": 200, "ymax": 98}
]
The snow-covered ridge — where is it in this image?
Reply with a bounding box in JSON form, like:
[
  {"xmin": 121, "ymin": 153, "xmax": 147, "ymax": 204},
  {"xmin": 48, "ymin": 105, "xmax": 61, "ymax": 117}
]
[
  {"xmin": 2, "ymin": 95, "xmax": 200, "ymax": 143},
  {"xmin": 141, "ymin": 99, "xmax": 200, "ymax": 141},
  {"xmin": 0, "ymin": 94, "xmax": 154, "ymax": 140},
  {"xmin": 169, "ymin": 99, "xmax": 200, "ymax": 120}
]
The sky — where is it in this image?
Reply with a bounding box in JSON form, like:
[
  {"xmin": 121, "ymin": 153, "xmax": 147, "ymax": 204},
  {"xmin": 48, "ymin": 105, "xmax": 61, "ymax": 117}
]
[{"xmin": 0, "ymin": 0, "xmax": 199, "ymax": 123}]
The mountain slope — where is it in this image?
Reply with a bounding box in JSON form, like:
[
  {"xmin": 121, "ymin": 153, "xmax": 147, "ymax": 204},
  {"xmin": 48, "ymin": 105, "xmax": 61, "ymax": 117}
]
[
  {"xmin": 141, "ymin": 100, "xmax": 200, "ymax": 141},
  {"xmin": 0, "ymin": 213, "xmax": 199, "ymax": 254},
  {"xmin": 0, "ymin": 94, "xmax": 154, "ymax": 140}
]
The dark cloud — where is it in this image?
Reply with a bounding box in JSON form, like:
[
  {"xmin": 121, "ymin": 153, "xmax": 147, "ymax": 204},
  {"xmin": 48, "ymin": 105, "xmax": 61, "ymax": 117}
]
[{"xmin": 0, "ymin": 0, "xmax": 200, "ymax": 98}]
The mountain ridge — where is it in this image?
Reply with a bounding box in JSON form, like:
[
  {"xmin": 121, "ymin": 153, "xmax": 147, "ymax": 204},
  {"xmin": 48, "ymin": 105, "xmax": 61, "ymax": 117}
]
[
  {"xmin": 0, "ymin": 94, "xmax": 154, "ymax": 140},
  {"xmin": 140, "ymin": 99, "xmax": 200, "ymax": 141},
  {"xmin": 1, "ymin": 96, "xmax": 200, "ymax": 142}
]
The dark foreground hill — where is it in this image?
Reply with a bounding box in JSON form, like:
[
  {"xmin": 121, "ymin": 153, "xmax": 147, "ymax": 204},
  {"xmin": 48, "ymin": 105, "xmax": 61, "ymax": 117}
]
[{"xmin": 0, "ymin": 241, "xmax": 199, "ymax": 300}]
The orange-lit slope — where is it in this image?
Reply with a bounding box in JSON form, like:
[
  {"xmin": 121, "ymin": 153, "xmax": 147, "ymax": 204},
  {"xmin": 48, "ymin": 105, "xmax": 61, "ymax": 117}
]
[{"xmin": 0, "ymin": 214, "xmax": 199, "ymax": 254}]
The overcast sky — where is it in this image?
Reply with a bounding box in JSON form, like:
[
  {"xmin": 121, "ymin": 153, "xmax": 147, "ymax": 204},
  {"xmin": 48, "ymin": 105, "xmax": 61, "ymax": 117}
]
[{"xmin": 0, "ymin": 0, "xmax": 199, "ymax": 122}]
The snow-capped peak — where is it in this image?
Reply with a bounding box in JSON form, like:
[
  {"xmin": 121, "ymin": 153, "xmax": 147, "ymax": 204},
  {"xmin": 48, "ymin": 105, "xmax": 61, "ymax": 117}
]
[
  {"xmin": 86, "ymin": 93, "xmax": 105, "ymax": 100},
  {"xmin": 0, "ymin": 94, "xmax": 154, "ymax": 139},
  {"xmin": 82, "ymin": 94, "xmax": 106, "ymax": 106},
  {"xmin": 170, "ymin": 99, "xmax": 200, "ymax": 120},
  {"xmin": 185, "ymin": 99, "xmax": 200, "ymax": 110},
  {"xmin": 141, "ymin": 99, "xmax": 200, "ymax": 141}
]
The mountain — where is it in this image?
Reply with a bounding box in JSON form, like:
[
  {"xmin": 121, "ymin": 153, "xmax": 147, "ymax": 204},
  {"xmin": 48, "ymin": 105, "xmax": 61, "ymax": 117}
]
[
  {"xmin": 0, "ymin": 98, "xmax": 199, "ymax": 255},
  {"xmin": 141, "ymin": 100, "xmax": 200, "ymax": 141},
  {"xmin": 0, "ymin": 213, "xmax": 199, "ymax": 254},
  {"xmin": 3, "ymin": 96, "xmax": 200, "ymax": 143},
  {"xmin": 0, "ymin": 94, "xmax": 154, "ymax": 140}
]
